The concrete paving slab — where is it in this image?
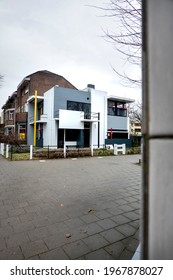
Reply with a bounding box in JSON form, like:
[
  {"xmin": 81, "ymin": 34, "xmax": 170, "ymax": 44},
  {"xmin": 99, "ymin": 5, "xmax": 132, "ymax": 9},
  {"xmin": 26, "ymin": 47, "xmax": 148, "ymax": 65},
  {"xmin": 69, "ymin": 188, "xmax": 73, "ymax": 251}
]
[
  {"xmin": 83, "ymin": 234, "xmax": 109, "ymax": 250},
  {"xmin": 62, "ymin": 240, "xmax": 90, "ymax": 259},
  {"xmin": 39, "ymin": 247, "xmax": 70, "ymax": 260},
  {"xmin": 0, "ymin": 154, "xmax": 141, "ymax": 259},
  {"xmin": 21, "ymin": 240, "xmax": 48, "ymax": 259},
  {"xmin": 85, "ymin": 248, "xmax": 114, "ymax": 260}
]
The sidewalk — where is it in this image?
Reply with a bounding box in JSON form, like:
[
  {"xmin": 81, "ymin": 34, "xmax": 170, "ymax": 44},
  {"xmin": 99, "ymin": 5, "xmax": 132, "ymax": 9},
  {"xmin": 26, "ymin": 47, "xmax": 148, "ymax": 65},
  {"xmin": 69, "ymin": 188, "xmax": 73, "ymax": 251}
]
[{"xmin": 0, "ymin": 155, "xmax": 141, "ymax": 260}]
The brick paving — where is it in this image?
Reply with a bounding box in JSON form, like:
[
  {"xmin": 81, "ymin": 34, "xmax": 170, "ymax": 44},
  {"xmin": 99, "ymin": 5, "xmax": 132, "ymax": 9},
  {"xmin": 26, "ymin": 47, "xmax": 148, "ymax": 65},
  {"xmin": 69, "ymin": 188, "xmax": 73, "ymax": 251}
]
[{"xmin": 0, "ymin": 155, "xmax": 141, "ymax": 260}]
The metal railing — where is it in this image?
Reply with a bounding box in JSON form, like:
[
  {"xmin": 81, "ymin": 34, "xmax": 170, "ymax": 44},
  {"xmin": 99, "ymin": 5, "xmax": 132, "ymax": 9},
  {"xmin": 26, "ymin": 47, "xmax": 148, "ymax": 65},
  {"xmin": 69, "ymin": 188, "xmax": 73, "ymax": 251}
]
[{"xmin": 29, "ymin": 114, "xmax": 47, "ymax": 123}]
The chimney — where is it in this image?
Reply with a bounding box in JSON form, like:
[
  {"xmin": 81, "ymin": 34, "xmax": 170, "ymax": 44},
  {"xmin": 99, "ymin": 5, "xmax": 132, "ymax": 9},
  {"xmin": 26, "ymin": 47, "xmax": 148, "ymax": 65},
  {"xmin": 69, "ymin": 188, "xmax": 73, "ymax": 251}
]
[{"xmin": 87, "ymin": 84, "xmax": 95, "ymax": 89}]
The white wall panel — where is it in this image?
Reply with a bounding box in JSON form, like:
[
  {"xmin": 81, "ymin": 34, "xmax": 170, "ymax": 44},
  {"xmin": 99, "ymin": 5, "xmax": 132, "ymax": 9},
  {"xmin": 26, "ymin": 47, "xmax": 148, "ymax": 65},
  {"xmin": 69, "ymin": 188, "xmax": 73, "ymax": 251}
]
[{"xmin": 59, "ymin": 109, "xmax": 84, "ymax": 129}]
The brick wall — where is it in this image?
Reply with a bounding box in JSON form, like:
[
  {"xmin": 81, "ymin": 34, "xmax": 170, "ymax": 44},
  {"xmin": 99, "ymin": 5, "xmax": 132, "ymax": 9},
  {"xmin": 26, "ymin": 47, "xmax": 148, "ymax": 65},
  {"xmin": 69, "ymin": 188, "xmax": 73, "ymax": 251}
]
[
  {"xmin": 5, "ymin": 120, "xmax": 14, "ymax": 126},
  {"xmin": 15, "ymin": 112, "xmax": 27, "ymax": 122},
  {"xmin": 29, "ymin": 72, "xmax": 76, "ymax": 97},
  {"xmin": 17, "ymin": 71, "xmax": 77, "ymax": 111}
]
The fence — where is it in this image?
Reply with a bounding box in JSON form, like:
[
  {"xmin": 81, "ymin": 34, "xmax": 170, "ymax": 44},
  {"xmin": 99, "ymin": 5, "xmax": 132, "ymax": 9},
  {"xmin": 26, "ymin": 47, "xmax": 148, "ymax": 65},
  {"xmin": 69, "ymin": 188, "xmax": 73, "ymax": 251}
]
[
  {"xmin": 114, "ymin": 144, "xmax": 126, "ymax": 155},
  {"xmin": 0, "ymin": 144, "xmax": 93, "ymax": 160},
  {"xmin": 0, "ymin": 142, "xmax": 141, "ymax": 161}
]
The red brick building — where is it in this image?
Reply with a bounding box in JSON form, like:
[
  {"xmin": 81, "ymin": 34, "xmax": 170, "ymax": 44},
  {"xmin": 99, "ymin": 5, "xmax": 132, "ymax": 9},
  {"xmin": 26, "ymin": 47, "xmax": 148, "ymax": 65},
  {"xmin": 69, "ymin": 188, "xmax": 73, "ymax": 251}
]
[
  {"xmin": 2, "ymin": 92, "xmax": 17, "ymax": 136},
  {"xmin": 2, "ymin": 70, "xmax": 77, "ymax": 142}
]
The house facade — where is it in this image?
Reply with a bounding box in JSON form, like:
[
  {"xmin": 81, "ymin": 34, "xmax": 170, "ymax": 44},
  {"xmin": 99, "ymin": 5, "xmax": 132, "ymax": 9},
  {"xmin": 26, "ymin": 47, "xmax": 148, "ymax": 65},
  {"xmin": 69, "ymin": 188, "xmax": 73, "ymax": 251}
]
[
  {"xmin": 2, "ymin": 92, "xmax": 17, "ymax": 136},
  {"xmin": 1, "ymin": 70, "xmax": 134, "ymax": 147},
  {"xmin": 27, "ymin": 85, "xmax": 107, "ymax": 148},
  {"xmin": 27, "ymin": 85, "xmax": 134, "ymax": 148},
  {"xmin": 2, "ymin": 70, "xmax": 77, "ymax": 142},
  {"xmin": 130, "ymin": 120, "xmax": 142, "ymax": 136},
  {"xmin": 107, "ymin": 96, "xmax": 134, "ymax": 140}
]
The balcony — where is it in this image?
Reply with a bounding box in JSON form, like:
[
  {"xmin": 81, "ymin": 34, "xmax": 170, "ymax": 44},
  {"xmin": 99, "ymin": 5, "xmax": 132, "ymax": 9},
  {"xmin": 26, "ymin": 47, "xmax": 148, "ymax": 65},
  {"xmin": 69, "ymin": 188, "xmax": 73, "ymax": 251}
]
[
  {"xmin": 80, "ymin": 112, "xmax": 99, "ymax": 122},
  {"xmin": 15, "ymin": 112, "xmax": 27, "ymax": 122},
  {"xmin": 29, "ymin": 114, "xmax": 47, "ymax": 124},
  {"xmin": 54, "ymin": 110, "xmax": 99, "ymax": 123}
]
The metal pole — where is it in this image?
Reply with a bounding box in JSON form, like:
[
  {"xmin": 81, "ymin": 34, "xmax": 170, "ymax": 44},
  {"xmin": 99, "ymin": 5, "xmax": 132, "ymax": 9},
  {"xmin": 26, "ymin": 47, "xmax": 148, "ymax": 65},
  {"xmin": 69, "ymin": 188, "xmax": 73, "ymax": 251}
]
[
  {"xmin": 98, "ymin": 112, "xmax": 100, "ymax": 148},
  {"xmin": 64, "ymin": 129, "xmax": 66, "ymax": 158},
  {"xmin": 34, "ymin": 90, "xmax": 37, "ymax": 147},
  {"xmin": 10, "ymin": 145, "xmax": 13, "ymax": 161}
]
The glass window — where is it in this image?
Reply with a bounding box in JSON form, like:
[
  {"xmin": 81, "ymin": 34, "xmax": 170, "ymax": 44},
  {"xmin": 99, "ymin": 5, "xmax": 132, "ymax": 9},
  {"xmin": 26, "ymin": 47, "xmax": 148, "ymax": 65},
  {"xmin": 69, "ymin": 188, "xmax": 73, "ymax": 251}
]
[
  {"xmin": 7, "ymin": 128, "xmax": 12, "ymax": 135},
  {"xmin": 9, "ymin": 111, "xmax": 13, "ymax": 120},
  {"xmin": 67, "ymin": 101, "xmax": 91, "ymax": 118},
  {"xmin": 108, "ymin": 100, "xmax": 115, "ymax": 107},
  {"xmin": 18, "ymin": 124, "xmax": 26, "ymax": 140},
  {"xmin": 108, "ymin": 100, "xmax": 127, "ymax": 117}
]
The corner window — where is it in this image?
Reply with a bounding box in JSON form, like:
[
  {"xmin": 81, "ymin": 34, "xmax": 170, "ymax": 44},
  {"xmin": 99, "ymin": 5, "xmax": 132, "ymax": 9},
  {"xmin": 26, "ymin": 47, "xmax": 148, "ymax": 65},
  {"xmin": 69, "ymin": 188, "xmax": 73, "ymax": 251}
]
[{"xmin": 108, "ymin": 100, "xmax": 127, "ymax": 117}]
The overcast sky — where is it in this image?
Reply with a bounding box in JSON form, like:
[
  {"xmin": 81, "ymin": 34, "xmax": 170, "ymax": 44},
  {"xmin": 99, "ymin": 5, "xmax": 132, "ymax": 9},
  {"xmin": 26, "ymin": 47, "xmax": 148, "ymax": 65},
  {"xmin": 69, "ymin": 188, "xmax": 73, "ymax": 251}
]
[{"xmin": 0, "ymin": 0, "xmax": 141, "ymax": 110}]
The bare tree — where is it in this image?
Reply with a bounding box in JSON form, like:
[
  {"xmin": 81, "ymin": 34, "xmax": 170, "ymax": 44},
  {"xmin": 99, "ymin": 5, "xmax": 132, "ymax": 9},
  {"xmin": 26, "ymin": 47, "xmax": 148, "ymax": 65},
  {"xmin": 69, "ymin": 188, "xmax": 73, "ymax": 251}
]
[
  {"xmin": 95, "ymin": 0, "xmax": 142, "ymax": 86},
  {"xmin": 128, "ymin": 101, "xmax": 142, "ymax": 123}
]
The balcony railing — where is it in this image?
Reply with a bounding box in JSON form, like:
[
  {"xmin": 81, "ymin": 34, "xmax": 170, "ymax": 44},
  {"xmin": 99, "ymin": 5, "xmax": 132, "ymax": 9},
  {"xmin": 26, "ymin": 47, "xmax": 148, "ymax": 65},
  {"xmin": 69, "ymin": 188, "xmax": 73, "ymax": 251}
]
[
  {"xmin": 80, "ymin": 112, "xmax": 99, "ymax": 121},
  {"xmin": 29, "ymin": 114, "xmax": 47, "ymax": 123},
  {"xmin": 54, "ymin": 110, "xmax": 99, "ymax": 121}
]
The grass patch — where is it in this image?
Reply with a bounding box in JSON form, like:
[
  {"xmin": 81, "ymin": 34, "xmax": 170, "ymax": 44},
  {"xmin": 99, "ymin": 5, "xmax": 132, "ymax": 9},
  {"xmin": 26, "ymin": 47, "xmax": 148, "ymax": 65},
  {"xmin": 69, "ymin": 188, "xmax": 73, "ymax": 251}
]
[
  {"xmin": 126, "ymin": 147, "xmax": 141, "ymax": 154},
  {"xmin": 10, "ymin": 153, "xmax": 30, "ymax": 160},
  {"xmin": 94, "ymin": 149, "xmax": 114, "ymax": 156}
]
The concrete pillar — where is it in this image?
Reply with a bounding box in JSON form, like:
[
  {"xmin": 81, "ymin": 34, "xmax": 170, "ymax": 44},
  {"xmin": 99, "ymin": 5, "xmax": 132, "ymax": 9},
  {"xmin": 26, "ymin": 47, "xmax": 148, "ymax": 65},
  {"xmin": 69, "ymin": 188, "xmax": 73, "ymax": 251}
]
[{"xmin": 143, "ymin": 0, "xmax": 173, "ymax": 259}]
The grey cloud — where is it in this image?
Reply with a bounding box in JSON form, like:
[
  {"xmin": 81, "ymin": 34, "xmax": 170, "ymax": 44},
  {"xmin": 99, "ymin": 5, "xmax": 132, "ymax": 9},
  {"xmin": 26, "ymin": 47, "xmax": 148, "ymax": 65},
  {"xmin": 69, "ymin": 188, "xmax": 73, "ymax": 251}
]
[{"xmin": 0, "ymin": 0, "xmax": 141, "ymax": 109}]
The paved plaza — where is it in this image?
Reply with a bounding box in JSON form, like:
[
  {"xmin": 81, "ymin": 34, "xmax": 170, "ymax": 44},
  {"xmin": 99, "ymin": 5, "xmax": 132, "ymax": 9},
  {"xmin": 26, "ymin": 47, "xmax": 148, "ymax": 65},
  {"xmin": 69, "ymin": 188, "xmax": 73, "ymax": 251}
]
[{"xmin": 0, "ymin": 155, "xmax": 141, "ymax": 260}]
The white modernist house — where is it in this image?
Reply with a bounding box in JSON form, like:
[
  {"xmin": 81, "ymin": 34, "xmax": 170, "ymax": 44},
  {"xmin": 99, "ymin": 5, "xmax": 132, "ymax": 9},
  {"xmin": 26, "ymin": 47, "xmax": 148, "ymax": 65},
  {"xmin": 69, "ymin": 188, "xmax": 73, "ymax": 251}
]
[{"xmin": 27, "ymin": 85, "xmax": 134, "ymax": 148}]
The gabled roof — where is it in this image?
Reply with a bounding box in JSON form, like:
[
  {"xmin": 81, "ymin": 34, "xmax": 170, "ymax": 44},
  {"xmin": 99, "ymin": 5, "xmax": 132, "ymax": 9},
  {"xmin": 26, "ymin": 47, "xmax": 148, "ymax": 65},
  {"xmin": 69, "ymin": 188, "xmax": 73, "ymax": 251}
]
[
  {"xmin": 25, "ymin": 70, "xmax": 63, "ymax": 79},
  {"xmin": 17, "ymin": 70, "xmax": 77, "ymax": 90},
  {"xmin": 17, "ymin": 70, "xmax": 62, "ymax": 89},
  {"xmin": 1, "ymin": 91, "xmax": 17, "ymax": 109}
]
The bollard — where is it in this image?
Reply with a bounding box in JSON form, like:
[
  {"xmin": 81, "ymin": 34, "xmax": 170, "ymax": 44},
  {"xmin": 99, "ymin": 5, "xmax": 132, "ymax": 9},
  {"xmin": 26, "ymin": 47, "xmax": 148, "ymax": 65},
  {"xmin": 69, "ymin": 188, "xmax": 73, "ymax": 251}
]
[
  {"xmin": 6, "ymin": 144, "xmax": 9, "ymax": 158},
  {"xmin": 30, "ymin": 145, "xmax": 33, "ymax": 160},
  {"xmin": 91, "ymin": 144, "xmax": 93, "ymax": 157},
  {"xmin": 48, "ymin": 145, "xmax": 49, "ymax": 159},
  {"xmin": 1, "ymin": 143, "xmax": 4, "ymax": 156}
]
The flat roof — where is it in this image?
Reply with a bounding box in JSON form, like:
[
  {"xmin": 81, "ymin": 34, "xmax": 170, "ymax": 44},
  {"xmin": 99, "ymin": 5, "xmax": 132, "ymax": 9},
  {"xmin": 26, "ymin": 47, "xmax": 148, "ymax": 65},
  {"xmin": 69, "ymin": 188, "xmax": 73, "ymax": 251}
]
[
  {"xmin": 107, "ymin": 95, "xmax": 135, "ymax": 103},
  {"xmin": 27, "ymin": 95, "xmax": 44, "ymax": 103}
]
